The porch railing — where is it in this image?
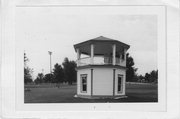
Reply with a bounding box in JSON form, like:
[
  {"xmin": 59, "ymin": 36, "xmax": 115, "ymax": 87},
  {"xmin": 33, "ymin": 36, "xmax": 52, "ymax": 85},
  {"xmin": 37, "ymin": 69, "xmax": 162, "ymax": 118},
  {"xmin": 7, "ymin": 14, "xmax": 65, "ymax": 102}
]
[{"xmin": 77, "ymin": 56, "xmax": 124, "ymax": 66}]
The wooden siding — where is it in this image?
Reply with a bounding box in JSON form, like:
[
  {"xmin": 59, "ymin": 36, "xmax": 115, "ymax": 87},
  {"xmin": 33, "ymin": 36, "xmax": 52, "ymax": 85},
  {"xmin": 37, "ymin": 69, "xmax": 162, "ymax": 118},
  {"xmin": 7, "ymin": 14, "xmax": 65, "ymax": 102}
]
[
  {"xmin": 93, "ymin": 68, "xmax": 113, "ymax": 95},
  {"xmin": 77, "ymin": 66, "xmax": 126, "ymax": 97}
]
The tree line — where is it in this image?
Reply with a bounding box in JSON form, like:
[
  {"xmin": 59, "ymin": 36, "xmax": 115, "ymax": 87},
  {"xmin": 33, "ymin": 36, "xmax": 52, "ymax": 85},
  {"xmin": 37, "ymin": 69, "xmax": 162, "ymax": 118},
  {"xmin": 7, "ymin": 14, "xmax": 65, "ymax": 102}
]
[
  {"xmin": 24, "ymin": 53, "xmax": 77, "ymax": 85},
  {"xmin": 126, "ymin": 53, "xmax": 158, "ymax": 83},
  {"xmin": 34, "ymin": 57, "xmax": 77, "ymax": 85},
  {"xmin": 24, "ymin": 52, "xmax": 158, "ymax": 85},
  {"xmin": 135, "ymin": 70, "xmax": 158, "ymax": 83}
]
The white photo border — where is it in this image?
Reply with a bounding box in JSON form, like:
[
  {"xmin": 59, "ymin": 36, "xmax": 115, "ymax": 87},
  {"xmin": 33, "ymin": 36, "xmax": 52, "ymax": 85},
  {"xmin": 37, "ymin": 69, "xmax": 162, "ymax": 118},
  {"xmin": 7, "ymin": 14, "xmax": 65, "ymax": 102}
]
[{"xmin": 1, "ymin": 0, "xmax": 179, "ymax": 119}]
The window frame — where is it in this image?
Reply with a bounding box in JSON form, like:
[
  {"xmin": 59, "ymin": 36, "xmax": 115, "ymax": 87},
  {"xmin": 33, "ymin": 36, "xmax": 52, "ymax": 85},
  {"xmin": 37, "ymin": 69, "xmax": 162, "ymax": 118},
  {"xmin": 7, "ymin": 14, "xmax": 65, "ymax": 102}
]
[
  {"xmin": 117, "ymin": 74, "xmax": 123, "ymax": 93},
  {"xmin": 80, "ymin": 74, "xmax": 87, "ymax": 93}
]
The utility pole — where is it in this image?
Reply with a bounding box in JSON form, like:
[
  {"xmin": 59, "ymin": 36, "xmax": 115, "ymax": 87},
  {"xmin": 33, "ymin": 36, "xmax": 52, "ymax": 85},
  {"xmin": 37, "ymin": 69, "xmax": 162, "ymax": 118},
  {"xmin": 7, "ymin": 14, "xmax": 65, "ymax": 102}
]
[
  {"xmin": 42, "ymin": 69, "xmax": 44, "ymax": 74},
  {"xmin": 48, "ymin": 51, "xmax": 52, "ymax": 74}
]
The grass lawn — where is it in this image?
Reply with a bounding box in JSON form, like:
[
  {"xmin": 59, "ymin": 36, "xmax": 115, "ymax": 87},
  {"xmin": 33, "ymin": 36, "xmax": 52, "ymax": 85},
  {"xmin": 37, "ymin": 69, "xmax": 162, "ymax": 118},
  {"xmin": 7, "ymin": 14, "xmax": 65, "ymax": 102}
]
[{"xmin": 24, "ymin": 83, "xmax": 158, "ymax": 103}]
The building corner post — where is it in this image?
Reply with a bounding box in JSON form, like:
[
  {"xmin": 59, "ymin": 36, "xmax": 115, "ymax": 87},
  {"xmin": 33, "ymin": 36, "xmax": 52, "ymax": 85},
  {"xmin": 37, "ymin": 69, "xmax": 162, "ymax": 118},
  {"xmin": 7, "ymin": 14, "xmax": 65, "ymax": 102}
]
[
  {"xmin": 124, "ymin": 48, "xmax": 127, "ymax": 66},
  {"xmin": 113, "ymin": 44, "xmax": 116, "ymax": 65},
  {"xmin": 77, "ymin": 48, "xmax": 80, "ymax": 66},
  {"xmin": 90, "ymin": 44, "xmax": 94, "ymax": 65}
]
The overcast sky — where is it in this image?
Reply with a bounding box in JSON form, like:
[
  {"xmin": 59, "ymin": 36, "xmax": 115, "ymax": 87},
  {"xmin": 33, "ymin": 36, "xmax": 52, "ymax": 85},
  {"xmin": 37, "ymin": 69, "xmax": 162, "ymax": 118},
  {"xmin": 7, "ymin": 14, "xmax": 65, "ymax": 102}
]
[{"xmin": 16, "ymin": 7, "xmax": 157, "ymax": 79}]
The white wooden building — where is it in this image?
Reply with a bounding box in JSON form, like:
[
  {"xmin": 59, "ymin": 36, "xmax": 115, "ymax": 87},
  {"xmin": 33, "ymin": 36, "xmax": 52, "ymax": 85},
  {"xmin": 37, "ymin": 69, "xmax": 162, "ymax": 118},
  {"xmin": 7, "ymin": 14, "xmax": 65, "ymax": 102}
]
[{"xmin": 74, "ymin": 36, "xmax": 130, "ymax": 98}]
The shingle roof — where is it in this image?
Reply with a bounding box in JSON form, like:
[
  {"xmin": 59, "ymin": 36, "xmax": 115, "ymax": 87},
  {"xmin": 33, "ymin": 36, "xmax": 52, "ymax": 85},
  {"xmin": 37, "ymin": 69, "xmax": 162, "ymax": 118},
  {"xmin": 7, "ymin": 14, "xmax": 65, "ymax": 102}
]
[
  {"xmin": 74, "ymin": 36, "xmax": 130, "ymax": 48},
  {"xmin": 74, "ymin": 36, "xmax": 130, "ymax": 55},
  {"xmin": 90, "ymin": 36, "xmax": 116, "ymax": 41}
]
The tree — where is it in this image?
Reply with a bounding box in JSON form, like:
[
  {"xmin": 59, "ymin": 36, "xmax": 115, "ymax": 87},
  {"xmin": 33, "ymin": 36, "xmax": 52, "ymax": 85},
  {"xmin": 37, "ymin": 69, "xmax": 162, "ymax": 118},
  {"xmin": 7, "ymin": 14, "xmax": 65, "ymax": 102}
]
[
  {"xmin": 132, "ymin": 74, "xmax": 139, "ymax": 82},
  {"xmin": 144, "ymin": 70, "xmax": 158, "ymax": 83},
  {"xmin": 126, "ymin": 53, "xmax": 137, "ymax": 82},
  {"xmin": 68, "ymin": 60, "xmax": 77, "ymax": 84},
  {"xmin": 24, "ymin": 52, "xmax": 33, "ymax": 84},
  {"xmin": 154, "ymin": 70, "xmax": 158, "ymax": 83},
  {"xmin": 145, "ymin": 73, "xmax": 150, "ymax": 82},
  {"xmin": 53, "ymin": 63, "xmax": 64, "ymax": 83},
  {"xmin": 62, "ymin": 57, "xmax": 69, "ymax": 83},
  {"xmin": 34, "ymin": 73, "xmax": 44, "ymax": 84},
  {"xmin": 43, "ymin": 73, "xmax": 53, "ymax": 83},
  {"xmin": 138, "ymin": 75, "xmax": 145, "ymax": 82},
  {"xmin": 62, "ymin": 57, "xmax": 77, "ymax": 85}
]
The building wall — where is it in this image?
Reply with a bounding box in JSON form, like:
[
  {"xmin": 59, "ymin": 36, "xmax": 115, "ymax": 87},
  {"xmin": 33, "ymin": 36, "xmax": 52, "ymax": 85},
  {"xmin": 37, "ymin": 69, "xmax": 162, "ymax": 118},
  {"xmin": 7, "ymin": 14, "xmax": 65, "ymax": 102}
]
[
  {"xmin": 77, "ymin": 68, "xmax": 91, "ymax": 96},
  {"xmin": 77, "ymin": 67, "xmax": 126, "ymax": 96},
  {"xmin": 93, "ymin": 68, "xmax": 114, "ymax": 96}
]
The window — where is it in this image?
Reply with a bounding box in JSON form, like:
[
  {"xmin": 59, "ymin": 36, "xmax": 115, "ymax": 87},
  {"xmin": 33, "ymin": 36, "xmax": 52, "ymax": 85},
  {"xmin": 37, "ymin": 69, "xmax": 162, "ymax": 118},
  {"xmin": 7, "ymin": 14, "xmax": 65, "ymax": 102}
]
[
  {"xmin": 81, "ymin": 74, "xmax": 87, "ymax": 93},
  {"xmin": 118, "ymin": 74, "xmax": 123, "ymax": 93}
]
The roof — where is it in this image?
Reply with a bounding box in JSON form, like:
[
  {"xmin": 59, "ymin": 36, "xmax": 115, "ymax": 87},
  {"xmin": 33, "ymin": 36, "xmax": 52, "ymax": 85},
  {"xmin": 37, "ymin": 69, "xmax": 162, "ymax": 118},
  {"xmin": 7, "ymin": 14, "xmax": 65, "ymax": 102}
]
[
  {"xmin": 91, "ymin": 36, "xmax": 117, "ymax": 41},
  {"xmin": 74, "ymin": 36, "xmax": 130, "ymax": 55}
]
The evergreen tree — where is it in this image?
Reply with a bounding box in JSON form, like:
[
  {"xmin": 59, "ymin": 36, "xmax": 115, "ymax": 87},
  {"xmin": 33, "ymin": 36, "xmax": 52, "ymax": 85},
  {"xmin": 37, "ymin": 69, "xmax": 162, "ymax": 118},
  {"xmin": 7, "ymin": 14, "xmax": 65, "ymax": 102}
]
[
  {"xmin": 126, "ymin": 53, "xmax": 137, "ymax": 82},
  {"xmin": 53, "ymin": 63, "xmax": 64, "ymax": 83},
  {"xmin": 62, "ymin": 57, "xmax": 77, "ymax": 85}
]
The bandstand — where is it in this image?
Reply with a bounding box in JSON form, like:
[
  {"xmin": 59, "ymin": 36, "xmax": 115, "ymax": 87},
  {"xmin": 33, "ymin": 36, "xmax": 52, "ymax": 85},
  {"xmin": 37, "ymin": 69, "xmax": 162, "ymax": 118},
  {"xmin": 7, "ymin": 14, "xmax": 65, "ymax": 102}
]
[{"xmin": 74, "ymin": 36, "xmax": 130, "ymax": 98}]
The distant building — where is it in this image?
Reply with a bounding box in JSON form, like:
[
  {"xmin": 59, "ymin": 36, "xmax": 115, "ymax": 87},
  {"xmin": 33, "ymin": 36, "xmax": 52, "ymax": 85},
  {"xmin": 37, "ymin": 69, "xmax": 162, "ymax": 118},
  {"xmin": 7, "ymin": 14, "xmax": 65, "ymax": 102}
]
[{"xmin": 74, "ymin": 36, "xmax": 130, "ymax": 98}]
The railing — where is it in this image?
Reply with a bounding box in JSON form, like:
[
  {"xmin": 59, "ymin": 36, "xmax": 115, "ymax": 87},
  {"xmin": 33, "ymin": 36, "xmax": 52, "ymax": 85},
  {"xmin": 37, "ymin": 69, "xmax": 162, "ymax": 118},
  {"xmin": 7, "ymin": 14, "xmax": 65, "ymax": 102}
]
[
  {"xmin": 78, "ymin": 57, "xmax": 90, "ymax": 66},
  {"xmin": 77, "ymin": 56, "xmax": 125, "ymax": 66}
]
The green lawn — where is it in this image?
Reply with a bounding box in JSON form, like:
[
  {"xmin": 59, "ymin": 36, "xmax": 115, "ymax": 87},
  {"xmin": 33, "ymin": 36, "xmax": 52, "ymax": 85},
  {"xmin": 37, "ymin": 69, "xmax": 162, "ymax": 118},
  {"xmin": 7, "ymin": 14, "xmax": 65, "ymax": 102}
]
[{"xmin": 24, "ymin": 83, "xmax": 158, "ymax": 103}]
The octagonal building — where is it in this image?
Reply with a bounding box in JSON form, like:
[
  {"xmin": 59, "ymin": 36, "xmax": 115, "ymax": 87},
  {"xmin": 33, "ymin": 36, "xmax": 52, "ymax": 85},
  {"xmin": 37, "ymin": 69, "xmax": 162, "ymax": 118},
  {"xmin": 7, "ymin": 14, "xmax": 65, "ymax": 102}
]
[{"xmin": 74, "ymin": 36, "xmax": 130, "ymax": 98}]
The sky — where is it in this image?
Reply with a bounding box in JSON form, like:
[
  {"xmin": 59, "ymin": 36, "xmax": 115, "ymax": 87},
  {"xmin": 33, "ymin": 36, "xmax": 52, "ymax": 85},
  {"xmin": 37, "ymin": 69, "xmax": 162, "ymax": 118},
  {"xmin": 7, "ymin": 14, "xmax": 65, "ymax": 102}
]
[{"xmin": 16, "ymin": 7, "xmax": 157, "ymax": 79}]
